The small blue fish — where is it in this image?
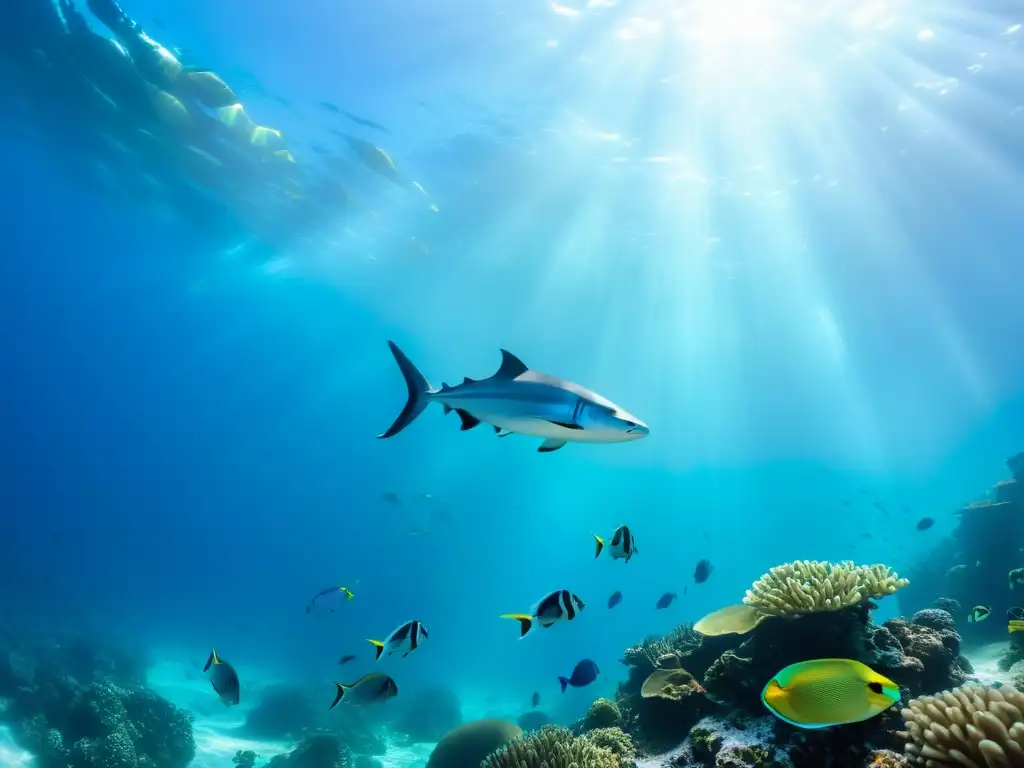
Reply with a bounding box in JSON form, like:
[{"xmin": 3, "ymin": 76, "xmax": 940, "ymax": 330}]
[
  {"xmin": 655, "ymin": 592, "xmax": 677, "ymax": 610},
  {"xmin": 608, "ymin": 591, "xmax": 622, "ymax": 609},
  {"xmin": 306, "ymin": 586, "xmax": 355, "ymax": 614},
  {"xmin": 559, "ymin": 659, "xmax": 599, "ymax": 692}
]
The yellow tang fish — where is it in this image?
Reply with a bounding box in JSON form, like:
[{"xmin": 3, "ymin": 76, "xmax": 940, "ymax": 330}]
[{"xmin": 761, "ymin": 659, "xmax": 900, "ymax": 729}]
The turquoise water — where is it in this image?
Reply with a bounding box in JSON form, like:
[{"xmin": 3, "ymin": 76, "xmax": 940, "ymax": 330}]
[{"xmin": 2, "ymin": 0, "xmax": 1024, "ymax": 766}]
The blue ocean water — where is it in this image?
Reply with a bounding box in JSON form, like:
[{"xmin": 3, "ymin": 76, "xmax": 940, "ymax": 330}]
[{"xmin": 2, "ymin": 0, "xmax": 1024, "ymax": 765}]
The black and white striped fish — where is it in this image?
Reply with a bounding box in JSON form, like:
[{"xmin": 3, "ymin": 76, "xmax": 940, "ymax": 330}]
[
  {"xmin": 501, "ymin": 589, "xmax": 585, "ymax": 638},
  {"xmin": 367, "ymin": 619, "xmax": 428, "ymax": 660},
  {"xmin": 593, "ymin": 525, "xmax": 638, "ymax": 563}
]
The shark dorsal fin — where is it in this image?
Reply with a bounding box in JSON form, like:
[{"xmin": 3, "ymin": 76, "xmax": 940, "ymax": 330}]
[
  {"xmin": 495, "ymin": 350, "xmax": 528, "ymax": 379},
  {"xmin": 462, "ymin": 376, "xmax": 477, "ymax": 385}
]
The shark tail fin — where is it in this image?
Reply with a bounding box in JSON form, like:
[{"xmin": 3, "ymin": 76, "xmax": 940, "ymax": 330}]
[{"xmin": 378, "ymin": 341, "xmax": 433, "ymax": 438}]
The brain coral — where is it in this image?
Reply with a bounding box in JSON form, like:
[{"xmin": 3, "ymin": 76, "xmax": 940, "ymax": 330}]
[
  {"xmin": 425, "ymin": 719, "xmax": 521, "ymax": 768},
  {"xmin": 902, "ymin": 683, "xmax": 1024, "ymax": 766}
]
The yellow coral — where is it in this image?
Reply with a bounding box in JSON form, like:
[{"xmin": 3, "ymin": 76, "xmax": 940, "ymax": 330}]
[
  {"xmin": 694, "ymin": 604, "xmax": 766, "ymax": 636},
  {"xmin": 484, "ymin": 726, "xmax": 618, "ymax": 768},
  {"xmin": 583, "ymin": 728, "xmax": 635, "ymax": 768},
  {"xmin": 640, "ymin": 667, "xmax": 704, "ymax": 701},
  {"xmin": 902, "ymin": 683, "xmax": 1024, "ymax": 766},
  {"xmin": 744, "ymin": 560, "xmax": 909, "ymax": 616}
]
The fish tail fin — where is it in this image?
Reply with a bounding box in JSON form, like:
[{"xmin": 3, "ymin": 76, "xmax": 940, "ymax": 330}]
[
  {"xmin": 593, "ymin": 534, "xmax": 605, "ymax": 559},
  {"xmin": 558, "ymin": 677, "xmax": 569, "ymax": 693},
  {"xmin": 202, "ymin": 650, "xmax": 217, "ymax": 672},
  {"xmin": 329, "ymin": 682, "xmax": 346, "ymax": 710},
  {"xmin": 367, "ymin": 639, "xmax": 386, "ymax": 660},
  {"xmin": 378, "ymin": 341, "xmax": 433, "ymax": 439},
  {"xmin": 501, "ymin": 613, "xmax": 534, "ymax": 638}
]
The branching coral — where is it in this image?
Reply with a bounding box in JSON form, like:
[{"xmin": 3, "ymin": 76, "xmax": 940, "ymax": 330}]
[
  {"xmin": 484, "ymin": 726, "xmax": 617, "ymax": 768},
  {"xmin": 744, "ymin": 560, "xmax": 909, "ymax": 616},
  {"xmin": 902, "ymin": 683, "xmax": 1024, "ymax": 766},
  {"xmin": 621, "ymin": 624, "xmax": 701, "ymax": 671},
  {"xmin": 583, "ymin": 728, "xmax": 635, "ymax": 768}
]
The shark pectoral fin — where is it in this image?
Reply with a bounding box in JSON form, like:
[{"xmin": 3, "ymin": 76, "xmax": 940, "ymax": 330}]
[
  {"xmin": 538, "ymin": 439, "xmax": 567, "ymax": 453},
  {"xmin": 493, "ymin": 425, "xmax": 502, "ymax": 434},
  {"xmin": 545, "ymin": 420, "xmax": 582, "ymax": 430},
  {"xmin": 454, "ymin": 409, "xmax": 481, "ymax": 430}
]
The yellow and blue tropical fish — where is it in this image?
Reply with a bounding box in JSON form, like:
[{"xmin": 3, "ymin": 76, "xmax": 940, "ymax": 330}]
[
  {"xmin": 1009, "ymin": 620, "xmax": 1024, "ymax": 633},
  {"xmin": 761, "ymin": 659, "xmax": 900, "ymax": 729}
]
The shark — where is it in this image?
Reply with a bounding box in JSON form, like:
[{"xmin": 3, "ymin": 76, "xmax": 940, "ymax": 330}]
[{"xmin": 377, "ymin": 341, "xmax": 649, "ymax": 453}]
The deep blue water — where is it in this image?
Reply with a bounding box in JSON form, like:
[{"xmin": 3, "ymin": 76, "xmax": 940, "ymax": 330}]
[{"xmin": 3, "ymin": 0, "xmax": 1024, "ymax": 745}]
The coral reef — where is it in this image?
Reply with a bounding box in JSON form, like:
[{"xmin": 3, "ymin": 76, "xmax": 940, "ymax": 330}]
[
  {"xmin": 265, "ymin": 733, "xmax": 350, "ymax": 768},
  {"xmin": 425, "ymin": 719, "xmax": 522, "ymax": 768},
  {"xmin": 877, "ymin": 612, "xmax": 969, "ymax": 695},
  {"xmin": 0, "ymin": 632, "xmax": 193, "ymax": 768},
  {"xmin": 484, "ymin": 725, "xmax": 617, "ymax": 768},
  {"xmin": 901, "ymin": 683, "xmax": 1024, "ymax": 766},
  {"xmin": 582, "ymin": 698, "xmax": 621, "ymax": 732},
  {"xmin": 900, "ymin": 452, "xmax": 1023, "ymax": 641},
  {"xmin": 744, "ymin": 561, "xmax": 909, "ymax": 616},
  {"xmin": 584, "ymin": 727, "xmax": 636, "ymax": 768},
  {"xmin": 388, "ymin": 685, "xmax": 461, "ymax": 743}
]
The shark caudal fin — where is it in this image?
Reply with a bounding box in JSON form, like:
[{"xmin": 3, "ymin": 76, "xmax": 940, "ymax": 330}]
[
  {"xmin": 378, "ymin": 341, "xmax": 434, "ymax": 439},
  {"xmin": 501, "ymin": 613, "xmax": 534, "ymax": 638}
]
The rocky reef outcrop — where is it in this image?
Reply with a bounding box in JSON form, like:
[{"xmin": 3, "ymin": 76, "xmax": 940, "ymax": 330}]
[
  {"xmin": 603, "ymin": 556, "xmax": 976, "ymax": 766},
  {"xmin": 900, "ymin": 451, "xmax": 1023, "ymax": 642},
  {"xmin": 0, "ymin": 631, "xmax": 194, "ymax": 768}
]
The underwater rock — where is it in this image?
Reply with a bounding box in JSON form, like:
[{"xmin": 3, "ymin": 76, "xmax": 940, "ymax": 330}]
[
  {"xmin": 902, "ymin": 453, "xmax": 1023, "ymax": 642},
  {"xmin": 8, "ymin": 678, "xmax": 195, "ymax": 768},
  {"xmin": 266, "ymin": 732, "xmax": 350, "ymax": 768},
  {"xmin": 233, "ymin": 750, "xmax": 259, "ymax": 768},
  {"xmin": 244, "ymin": 684, "xmax": 319, "ymax": 740},
  {"xmin": 879, "ymin": 616, "xmax": 968, "ymax": 696},
  {"xmin": 389, "ymin": 684, "xmax": 461, "ymax": 743},
  {"xmin": 426, "ymin": 719, "xmax": 522, "ymax": 768},
  {"xmin": 907, "ymin": 608, "xmax": 955, "ymax": 633},
  {"xmin": 517, "ymin": 710, "xmax": 552, "ymax": 732},
  {"xmin": 668, "ymin": 715, "xmax": 791, "ymax": 768}
]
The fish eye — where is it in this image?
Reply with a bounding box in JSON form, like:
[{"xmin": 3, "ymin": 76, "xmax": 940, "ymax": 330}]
[{"xmin": 867, "ymin": 682, "xmax": 883, "ymax": 694}]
